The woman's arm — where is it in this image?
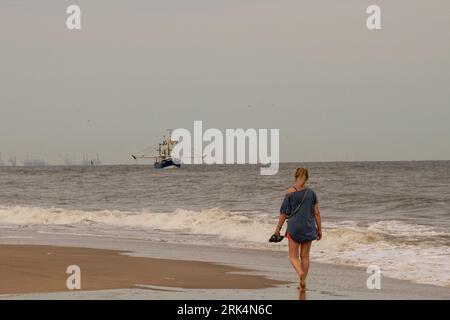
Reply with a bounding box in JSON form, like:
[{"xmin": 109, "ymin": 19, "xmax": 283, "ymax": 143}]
[
  {"xmin": 314, "ymin": 203, "xmax": 322, "ymax": 240},
  {"xmin": 275, "ymin": 187, "xmax": 296, "ymax": 235},
  {"xmin": 274, "ymin": 214, "xmax": 288, "ymax": 235}
]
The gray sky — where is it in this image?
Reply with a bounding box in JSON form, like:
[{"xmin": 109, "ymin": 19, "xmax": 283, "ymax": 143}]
[{"xmin": 0, "ymin": 0, "xmax": 449, "ymax": 164}]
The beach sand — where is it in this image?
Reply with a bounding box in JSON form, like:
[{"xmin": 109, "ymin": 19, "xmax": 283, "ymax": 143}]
[
  {"xmin": 0, "ymin": 245, "xmax": 284, "ymax": 294},
  {"xmin": 0, "ymin": 228, "xmax": 449, "ymax": 299}
]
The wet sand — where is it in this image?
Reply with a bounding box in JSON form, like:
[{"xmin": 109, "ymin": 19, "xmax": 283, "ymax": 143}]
[
  {"xmin": 0, "ymin": 245, "xmax": 285, "ymax": 295},
  {"xmin": 1, "ymin": 230, "xmax": 449, "ymax": 299}
]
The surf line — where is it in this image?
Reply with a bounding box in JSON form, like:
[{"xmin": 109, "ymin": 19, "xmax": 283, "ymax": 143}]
[
  {"xmin": 171, "ymin": 120, "xmax": 280, "ymax": 175},
  {"xmin": 177, "ymin": 304, "xmax": 212, "ymax": 318}
]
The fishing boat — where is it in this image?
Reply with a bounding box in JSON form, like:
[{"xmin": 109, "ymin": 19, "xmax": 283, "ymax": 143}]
[{"xmin": 132, "ymin": 132, "xmax": 181, "ymax": 169}]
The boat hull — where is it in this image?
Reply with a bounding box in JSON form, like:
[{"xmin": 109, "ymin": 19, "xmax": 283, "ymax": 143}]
[{"xmin": 154, "ymin": 158, "xmax": 181, "ymax": 169}]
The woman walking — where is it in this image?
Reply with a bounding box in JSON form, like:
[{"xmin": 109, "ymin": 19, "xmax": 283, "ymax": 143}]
[{"xmin": 272, "ymin": 168, "xmax": 322, "ymax": 292}]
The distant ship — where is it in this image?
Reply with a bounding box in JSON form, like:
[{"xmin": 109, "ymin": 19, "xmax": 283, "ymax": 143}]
[
  {"xmin": 23, "ymin": 157, "xmax": 47, "ymax": 166},
  {"xmin": 132, "ymin": 132, "xmax": 181, "ymax": 169}
]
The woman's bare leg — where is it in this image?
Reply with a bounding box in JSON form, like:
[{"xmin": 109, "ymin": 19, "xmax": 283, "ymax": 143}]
[
  {"xmin": 288, "ymin": 237, "xmax": 304, "ymax": 284},
  {"xmin": 299, "ymin": 241, "xmax": 312, "ymax": 291}
]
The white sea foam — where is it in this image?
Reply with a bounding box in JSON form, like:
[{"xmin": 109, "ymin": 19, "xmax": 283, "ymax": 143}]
[
  {"xmin": 313, "ymin": 222, "xmax": 450, "ymax": 288},
  {"xmin": 0, "ymin": 205, "xmax": 449, "ymax": 287}
]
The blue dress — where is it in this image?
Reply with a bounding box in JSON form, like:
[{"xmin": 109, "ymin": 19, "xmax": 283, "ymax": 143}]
[{"xmin": 280, "ymin": 188, "xmax": 318, "ymax": 243}]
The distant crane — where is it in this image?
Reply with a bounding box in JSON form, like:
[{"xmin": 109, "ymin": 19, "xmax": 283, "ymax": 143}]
[
  {"xmin": 63, "ymin": 153, "xmax": 73, "ymax": 166},
  {"xmin": 82, "ymin": 153, "xmax": 102, "ymax": 166}
]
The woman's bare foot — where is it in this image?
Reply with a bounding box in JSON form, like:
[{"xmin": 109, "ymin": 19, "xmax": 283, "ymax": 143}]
[
  {"xmin": 299, "ymin": 273, "xmax": 306, "ymax": 292},
  {"xmin": 296, "ymin": 272, "xmax": 306, "ymax": 291}
]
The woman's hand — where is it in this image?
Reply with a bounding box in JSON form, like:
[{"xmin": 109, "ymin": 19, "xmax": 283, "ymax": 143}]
[
  {"xmin": 274, "ymin": 226, "xmax": 281, "ymax": 235},
  {"xmin": 317, "ymin": 229, "xmax": 322, "ymax": 241},
  {"xmin": 275, "ymin": 214, "xmax": 287, "ymax": 236}
]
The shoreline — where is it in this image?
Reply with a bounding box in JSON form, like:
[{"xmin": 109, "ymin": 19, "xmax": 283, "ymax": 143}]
[
  {"xmin": 0, "ymin": 229, "xmax": 449, "ymax": 299},
  {"xmin": 0, "ymin": 244, "xmax": 285, "ymax": 295}
]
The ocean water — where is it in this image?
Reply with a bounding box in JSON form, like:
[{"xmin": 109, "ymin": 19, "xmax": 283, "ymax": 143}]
[{"xmin": 0, "ymin": 162, "xmax": 449, "ymax": 287}]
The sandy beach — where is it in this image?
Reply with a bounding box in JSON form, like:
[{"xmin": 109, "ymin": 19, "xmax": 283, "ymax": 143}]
[
  {"xmin": 0, "ymin": 245, "xmax": 283, "ymax": 294},
  {"xmin": 1, "ymin": 228, "xmax": 449, "ymax": 299},
  {"xmin": 0, "ymin": 244, "xmax": 284, "ymax": 295}
]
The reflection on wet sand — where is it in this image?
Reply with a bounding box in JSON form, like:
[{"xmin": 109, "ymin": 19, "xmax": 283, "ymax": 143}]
[{"xmin": 299, "ymin": 290, "xmax": 306, "ymax": 300}]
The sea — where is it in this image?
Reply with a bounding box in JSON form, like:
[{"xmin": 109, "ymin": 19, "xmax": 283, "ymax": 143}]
[{"xmin": 0, "ymin": 162, "xmax": 449, "ymax": 287}]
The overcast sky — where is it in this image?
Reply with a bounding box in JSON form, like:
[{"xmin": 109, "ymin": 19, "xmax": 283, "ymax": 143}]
[{"xmin": 0, "ymin": 0, "xmax": 449, "ymax": 164}]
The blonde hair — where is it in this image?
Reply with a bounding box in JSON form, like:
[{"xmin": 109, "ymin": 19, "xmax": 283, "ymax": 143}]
[{"xmin": 295, "ymin": 167, "xmax": 309, "ymax": 182}]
